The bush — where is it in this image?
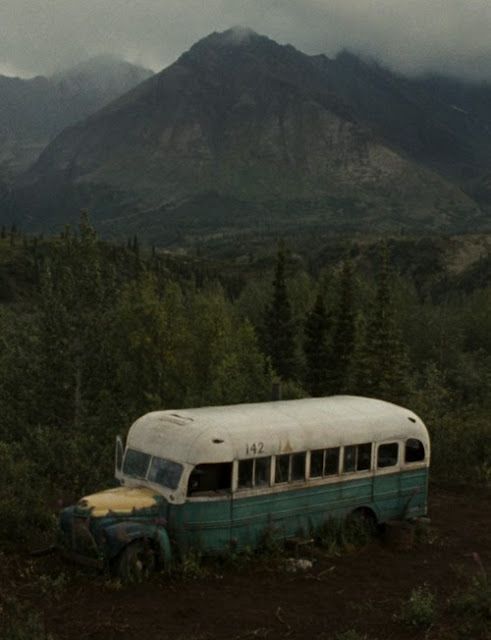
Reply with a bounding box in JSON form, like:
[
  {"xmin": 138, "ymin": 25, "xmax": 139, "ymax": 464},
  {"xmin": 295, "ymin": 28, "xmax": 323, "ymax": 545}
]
[
  {"xmin": 0, "ymin": 595, "xmax": 54, "ymax": 640},
  {"xmin": 450, "ymin": 560, "xmax": 491, "ymax": 637},
  {"xmin": 399, "ymin": 584, "xmax": 436, "ymax": 629},
  {"xmin": 316, "ymin": 515, "xmax": 375, "ymax": 554},
  {"xmin": 334, "ymin": 631, "xmax": 370, "ymax": 640},
  {"xmin": 0, "ymin": 442, "xmax": 54, "ymax": 547}
]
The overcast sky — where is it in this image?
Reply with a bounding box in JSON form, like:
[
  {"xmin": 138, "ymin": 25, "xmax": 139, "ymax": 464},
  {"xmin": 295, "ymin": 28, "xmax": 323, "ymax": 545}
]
[{"xmin": 1, "ymin": 0, "xmax": 490, "ymax": 81}]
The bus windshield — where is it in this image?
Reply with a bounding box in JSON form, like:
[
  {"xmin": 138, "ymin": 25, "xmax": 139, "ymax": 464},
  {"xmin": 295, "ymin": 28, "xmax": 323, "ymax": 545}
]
[
  {"xmin": 122, "ymin": 449, "xmax": 183, "ymax": 490},
  {"xmin": 148, "ymin": 457, "xmax": 183, "ymax": 490}
]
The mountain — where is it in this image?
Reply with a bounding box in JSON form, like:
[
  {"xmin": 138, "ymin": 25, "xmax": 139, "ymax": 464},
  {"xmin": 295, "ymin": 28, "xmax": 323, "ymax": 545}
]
[
  {"xmin": 0, "ymin": 56, "xmax": 153, "ymax": 175},
  {"xmin": 3, "ymin": 29, "xmax": 490, "ymax": 240},
  {"xmin": 315, "ymin": 52, "xmax": 491, "ymax": 199}
]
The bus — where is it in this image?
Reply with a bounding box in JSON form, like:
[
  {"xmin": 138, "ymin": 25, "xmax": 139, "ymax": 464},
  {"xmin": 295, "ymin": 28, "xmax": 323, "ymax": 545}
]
[{"xmin": 59, "ymin": 395, "xmax": 430, "ymax": 579}]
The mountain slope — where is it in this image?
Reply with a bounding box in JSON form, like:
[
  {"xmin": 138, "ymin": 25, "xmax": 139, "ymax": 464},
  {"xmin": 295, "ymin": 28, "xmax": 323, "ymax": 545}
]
[
  {"xmin": 0, "ymin": 56, "xmax": 153, "ymax": 175},
  {"xmin": 6, "ymin": 28, "xmax": 484, "ymax": 240},
  {"xmin": 315, "ymin": 52, "xmax": 491, "ymax": 189}
]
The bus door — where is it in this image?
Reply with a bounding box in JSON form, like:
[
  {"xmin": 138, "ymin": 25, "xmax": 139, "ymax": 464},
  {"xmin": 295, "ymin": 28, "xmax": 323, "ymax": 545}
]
[{"xmin": 186, "ymin": 463, "xmax": 233, "ymax": 551}]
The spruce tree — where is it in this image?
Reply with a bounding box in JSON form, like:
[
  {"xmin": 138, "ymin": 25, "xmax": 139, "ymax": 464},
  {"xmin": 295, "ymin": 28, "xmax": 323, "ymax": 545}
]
[
  {"xmin": 264, "ymin": 244, "xmax": 298, "ymax": 381},
  {"xmin": 326, "ymin": 259, "xmax": 357, "ymax": 394},
  {"xmin": 303, "ymin": 292, "xmax": 330, "ymax": 396},
  {"xmin": 361, "ymin": 245, "xmax": 409, "ymax": 402}
]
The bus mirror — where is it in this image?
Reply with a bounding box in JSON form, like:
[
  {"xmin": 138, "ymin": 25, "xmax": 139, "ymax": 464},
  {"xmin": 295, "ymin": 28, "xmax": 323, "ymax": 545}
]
[{"xmin": 115, "ymin": 435, "xmax": 124, "ymax": 480}]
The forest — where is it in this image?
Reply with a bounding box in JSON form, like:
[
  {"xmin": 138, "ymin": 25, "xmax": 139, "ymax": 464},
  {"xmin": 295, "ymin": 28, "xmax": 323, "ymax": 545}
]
[{"xmin": 0, "ymin": 216, "xmax": 490, "ymax": 549}]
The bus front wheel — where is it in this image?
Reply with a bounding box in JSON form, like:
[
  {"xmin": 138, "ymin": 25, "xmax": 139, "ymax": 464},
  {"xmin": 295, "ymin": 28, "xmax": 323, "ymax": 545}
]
[{"xmin": 116, "ymin": 540, "xmax": 156, "ymax": 583}]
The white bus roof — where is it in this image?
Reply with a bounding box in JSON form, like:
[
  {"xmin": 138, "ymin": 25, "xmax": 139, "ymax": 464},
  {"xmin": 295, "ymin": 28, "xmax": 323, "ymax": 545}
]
[{"xmin": 126, "ymin": 396, "xmax": 429, "ymax": 465}]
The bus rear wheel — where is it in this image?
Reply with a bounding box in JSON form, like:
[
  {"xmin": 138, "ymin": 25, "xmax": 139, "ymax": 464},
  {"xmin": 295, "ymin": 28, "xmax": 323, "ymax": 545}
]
[{"xmin": 116, "ymin": 540, "xmax": 156, "ymax": 583}]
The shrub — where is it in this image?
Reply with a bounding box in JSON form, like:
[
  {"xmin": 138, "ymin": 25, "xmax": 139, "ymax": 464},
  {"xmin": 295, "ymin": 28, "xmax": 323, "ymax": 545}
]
[
  {"xmin": 316, "ymin": 515, "xmax": 375, "ymax": 555},
  {"xmin": 0, "ymin": 442, "xmax": 54, "ymax": 547},
  {"xmin": 0, "ymin": 595, "xmax": 54, "ymax": 640},
  {"xmin": 399, "ymin": 584, "xmax": 436, "ymax": 629},
  {"xmin": 334, "ymin": 631, "xmax": 370, "ymax": 640},
  {"xmin": 450, "ymin": 559, "xmax": 491, "ymax": 637}
]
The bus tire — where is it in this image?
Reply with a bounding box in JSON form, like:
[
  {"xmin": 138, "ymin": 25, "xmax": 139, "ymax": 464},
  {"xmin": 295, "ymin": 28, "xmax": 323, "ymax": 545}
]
[
  {"xmin": 116, "ymin": 539, "xmax": 156, "ymax": 583},
  {"xmin": 346, "ymin": 508, "xmax": 378, "ymax": 537}
]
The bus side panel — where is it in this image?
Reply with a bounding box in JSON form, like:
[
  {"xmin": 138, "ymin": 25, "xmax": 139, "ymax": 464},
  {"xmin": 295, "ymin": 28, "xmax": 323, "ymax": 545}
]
[
  {"xmin": 230, "ymin": 477, "xmax": 374, "ymax": 550},
  {"xmin": 373, "ymin": 472, "xmax": 401, "ymax": 522},
  {"xmin": 169, "ymin": 499, "xmax": 232, "ymax": 554},
  {"xmin": 169, "ymin": 469, "xmax": 429, "ymax": 555},
  {"xmin": 373, "ymin": 468, "xmax": 429, "ymax": 522},
  {"xmin": 399, "ymin": 467, "xmax": 429, "ymax": 518}
]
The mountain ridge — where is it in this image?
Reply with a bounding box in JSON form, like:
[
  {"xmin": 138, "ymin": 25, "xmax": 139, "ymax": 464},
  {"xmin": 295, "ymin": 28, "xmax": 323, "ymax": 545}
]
[
  {"xmin": 3, "ymin": 29, "xmax": 491, "ymax": 240},
  {"xmin": 0, "ymin": 56, "xmax": 153, "ymax": 175}
]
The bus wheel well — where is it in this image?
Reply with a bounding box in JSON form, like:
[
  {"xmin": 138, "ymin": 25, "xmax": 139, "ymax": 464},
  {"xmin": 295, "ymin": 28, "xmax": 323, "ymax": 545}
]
[{"xmin": 347, "ymin": 507, "xmax": 378, "ymax": 528}]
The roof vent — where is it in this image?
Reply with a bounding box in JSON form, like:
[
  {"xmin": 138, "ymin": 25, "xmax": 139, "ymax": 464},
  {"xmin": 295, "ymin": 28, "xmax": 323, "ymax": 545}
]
[
  {"xmin": 212, "ymin": 438, "xmax": 224, "ymax": 444},
  {"xmin": 170, "ymin": 413, "xmax": 193, "ymax": 421},
  {"xmin": 160, "ymin": 413, "xmax": 194, "ymax": 426},
  {"xmin": 408, "ymin": 417, "xmax": 416, "ymax": 423}
]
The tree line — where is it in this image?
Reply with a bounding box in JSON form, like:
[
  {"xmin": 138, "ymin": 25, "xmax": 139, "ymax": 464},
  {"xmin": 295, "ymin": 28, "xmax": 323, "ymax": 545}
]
[{"xmin": 0, "ymin": 217, "xmax": 489, "ymax": 546}]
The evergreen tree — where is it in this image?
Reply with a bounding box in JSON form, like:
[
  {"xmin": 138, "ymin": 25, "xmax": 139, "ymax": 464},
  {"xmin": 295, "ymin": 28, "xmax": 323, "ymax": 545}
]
[
  {"xmin": 326, "ymin": 259, "xmax": 357, "ymax": 393},
  {"xmin": 303, "ymin": 292, "xmax": 330, "ymax": 396},
  {"xmin": 264, "ymin": 244, "xmax": 298, "ymax": 381},
  {"xmin": 361, "ymin": 245, "xmax": 409, "ymax": 402}
]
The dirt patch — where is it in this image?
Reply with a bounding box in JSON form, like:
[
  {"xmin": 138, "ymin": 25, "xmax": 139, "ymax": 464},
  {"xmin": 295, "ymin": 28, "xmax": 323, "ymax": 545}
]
[{"xmin": 2, "ymin": 484, "xmax": 491, "ymax": 640}]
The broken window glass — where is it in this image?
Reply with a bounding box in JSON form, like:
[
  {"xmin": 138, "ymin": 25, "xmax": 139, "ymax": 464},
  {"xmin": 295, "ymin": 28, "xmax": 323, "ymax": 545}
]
[{"xmin": 187, "ymin": 463, "xmax": 232, "ymax": 495}]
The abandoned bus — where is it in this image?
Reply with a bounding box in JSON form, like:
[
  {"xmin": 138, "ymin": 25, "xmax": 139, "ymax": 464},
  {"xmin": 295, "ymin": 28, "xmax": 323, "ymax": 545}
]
[{"xmin": 59, "ymin": 396, "xmax": 430, "ymax": 577}]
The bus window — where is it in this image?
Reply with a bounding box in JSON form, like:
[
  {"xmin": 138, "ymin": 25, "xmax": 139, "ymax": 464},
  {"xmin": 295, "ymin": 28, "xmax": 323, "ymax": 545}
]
[
  {"xmin": 149, "ymin": 457, "xmax": 183, "ymax": 490},
  {"xmin": 238, "ymin": 459, "xmax": 254, "ymax": 489},
  {"xmin": 291, "ymin": 452, "xmax": 306, "ymax": 481},
  {"xmin": 187, "ymin": 463, "xmax": 232, "ymax": 495},
  {"xmin": 344, "ymin": 446, "xmax": 356, "ymax": 472},
  {"xmin": 275, "ymin": 454, "xmax": 289, "ymax": 483},
  {"xmin": 123, "ymin": 449, "xmax": 151, "ymax": 478},
  {"xmin": 310, "ymin": 450, "xmax": 324, "ymax": 478},
  {"xmin": 325, "ymin": 448, "xmax": 340, "ymax": 475},
  {"xmin": 405, "ymin": 438, "xmax": 425, "ymax": 463},
  {"xmin": 255, "ymin": 457, "xmax": 271, "ymax": 486},
  {"xmin": 377, "ymin": 443, "xmax": 399, "ymax": 468},
  {"xmin": 357, "ymin": 443, "xmax": 372, "ymax": 470},
  {"xmin": 343, "ymin": 443, "xmax": 372, "ymax": 473}
]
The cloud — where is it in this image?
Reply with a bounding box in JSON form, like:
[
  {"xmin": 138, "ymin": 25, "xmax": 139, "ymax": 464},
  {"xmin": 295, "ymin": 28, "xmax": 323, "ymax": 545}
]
[{"xmin": 0, "ymin": 0, "xmax": 490, "ymax": 80}]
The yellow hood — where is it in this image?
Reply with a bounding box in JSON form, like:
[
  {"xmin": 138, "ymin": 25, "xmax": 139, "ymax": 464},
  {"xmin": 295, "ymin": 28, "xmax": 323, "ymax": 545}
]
[{"xmin": 78, "ymin": 486, "xmax": 157, "ymax": 517}]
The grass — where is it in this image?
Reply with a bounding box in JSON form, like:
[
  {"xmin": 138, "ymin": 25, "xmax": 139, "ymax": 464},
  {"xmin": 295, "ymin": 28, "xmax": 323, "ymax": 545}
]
[
  {"xmin": 316, "ymin": 515, "xmax": 376, "ymax": 555},
  {"xmin": 0, "ymin": 594, "xmax": 54, "ymax": 640},
  {"xmin": 399, "ymin": 584, "xmax": 436, "ymax": 629},
  {"xmin": 449, "ymin": 555, "xmax": 491, "ymax": 638}
]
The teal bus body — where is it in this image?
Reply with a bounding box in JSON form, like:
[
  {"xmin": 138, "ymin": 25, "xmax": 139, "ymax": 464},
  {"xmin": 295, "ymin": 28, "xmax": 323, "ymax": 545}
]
[
  {"xmin": 170, "ymin": 467, "xmax": 428, "ymax": 553},
  {"xmin": 59, "ymin": 397, "xmax": 430, "ymax": 572}
]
